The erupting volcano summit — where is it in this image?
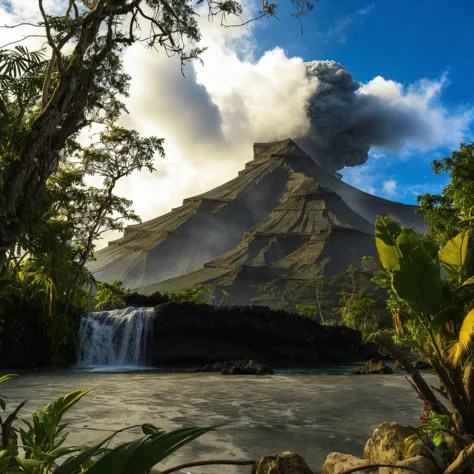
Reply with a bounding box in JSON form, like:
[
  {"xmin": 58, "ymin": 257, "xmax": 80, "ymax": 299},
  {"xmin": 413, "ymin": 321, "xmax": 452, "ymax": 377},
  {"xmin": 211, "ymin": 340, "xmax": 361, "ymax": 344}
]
[{"xmin": 88, "ymin": 138, "xmax": 426, "ymax": 304}]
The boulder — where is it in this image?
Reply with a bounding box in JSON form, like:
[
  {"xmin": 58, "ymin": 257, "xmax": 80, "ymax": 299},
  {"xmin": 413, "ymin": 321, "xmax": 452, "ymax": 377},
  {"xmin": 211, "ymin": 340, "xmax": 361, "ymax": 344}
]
[
  {"xmin": 322, "ymin": 453, "xmax": 373, "ymax": 474},
  {"xmin": 353, "ymin": 359, "xmax": 393, "ymax": 375},
  {"xmin": 395, "ymin": 359, "xmax": 431, "ymax": 370},
  {"xmin": 414, "ymin": 360, "xmax": 432, "ymax": 370},
  {"xmin": 379, "ymin": 456, "xmax": 438, "ymax": 474},
  {"xmin": 364, "ymin": 422, "xmax": 430, "ymax": 464},
  {"xmin": 221, "ymin": 360, "xmax": 274, "ymax": 375},
  {"xmin": 253, "ymin": 451, "xmax": 312, "ymax": 474}
]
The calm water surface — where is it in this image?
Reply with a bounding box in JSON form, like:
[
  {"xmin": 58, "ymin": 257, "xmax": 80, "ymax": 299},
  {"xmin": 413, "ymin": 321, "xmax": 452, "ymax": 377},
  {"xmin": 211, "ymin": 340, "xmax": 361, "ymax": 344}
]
[{"xmin": 0, "ymin": 369, "xmax": 435, "ymax": 473}]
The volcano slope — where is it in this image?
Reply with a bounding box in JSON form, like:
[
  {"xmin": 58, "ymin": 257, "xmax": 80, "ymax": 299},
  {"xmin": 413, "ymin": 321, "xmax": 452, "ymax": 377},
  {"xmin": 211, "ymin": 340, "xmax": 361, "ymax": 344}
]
[{"xmin": 88, "ymin": 139, "xmax": 426, "ymax": 305}]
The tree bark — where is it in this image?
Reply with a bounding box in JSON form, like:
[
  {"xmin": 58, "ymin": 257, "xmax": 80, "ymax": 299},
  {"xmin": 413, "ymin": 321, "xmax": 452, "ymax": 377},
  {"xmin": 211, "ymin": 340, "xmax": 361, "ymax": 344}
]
[
  {"xmin": 375, "ymin": 334, "xmax": 451, "ymax": 417},
  {"xmin": 444, "ymin": 443, "xmax": 474, "ymax": 474}
]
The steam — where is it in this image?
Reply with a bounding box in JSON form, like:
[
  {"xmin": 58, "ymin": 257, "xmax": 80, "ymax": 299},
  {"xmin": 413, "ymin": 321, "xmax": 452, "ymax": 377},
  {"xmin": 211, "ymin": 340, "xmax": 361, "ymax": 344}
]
[
  {"xmin": 305, "ymin": 60, "xmax": 473, "ymax": 172},
  {"xmin": 1, "ymin": 1, "xmax": 474, "ymax": 251}
]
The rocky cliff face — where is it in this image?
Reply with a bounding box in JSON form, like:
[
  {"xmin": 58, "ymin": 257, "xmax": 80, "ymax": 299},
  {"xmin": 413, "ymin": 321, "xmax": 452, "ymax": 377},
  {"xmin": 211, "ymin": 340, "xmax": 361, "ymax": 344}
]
[
  {"xmin": 149, "ymin": 302, "xmax": 363, "ymax": 366},
  {"xmin": 88, "ymin": 139, "xmax": 426, "ymax": 305}
]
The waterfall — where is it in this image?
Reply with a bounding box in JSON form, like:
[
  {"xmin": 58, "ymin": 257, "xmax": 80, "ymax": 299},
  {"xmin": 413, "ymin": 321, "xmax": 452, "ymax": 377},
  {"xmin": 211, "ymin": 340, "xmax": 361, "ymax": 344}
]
[{"xmin": 77, "ymin": 307, "xmax": 154, "ymax": 368}]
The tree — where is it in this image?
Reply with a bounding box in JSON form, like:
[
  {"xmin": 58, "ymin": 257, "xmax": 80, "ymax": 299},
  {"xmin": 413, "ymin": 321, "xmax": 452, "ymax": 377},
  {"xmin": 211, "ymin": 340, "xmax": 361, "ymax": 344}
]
[
  {"xmin": 63, "ymin": 125, "xmax": 163, "ymax": 310},
  {"xmin": 0, "ymin": 0, "xmax": 317, "ymax": 273},
  {"xmin": 0, "ymin": 125, "xmax": 162, "ymax": 361},
  {"xmin": 333, "ymin": 264, "xmax": 379, "ymax": 338},
  {"xmin": 418, "ymin": 142, "xmax": 474, "ymax": 246}
]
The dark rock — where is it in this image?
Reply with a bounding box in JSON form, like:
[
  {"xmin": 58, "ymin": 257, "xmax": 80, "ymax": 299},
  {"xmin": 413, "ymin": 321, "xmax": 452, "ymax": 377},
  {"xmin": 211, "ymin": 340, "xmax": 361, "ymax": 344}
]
[
  {"xmin": 149, "ymin": 302, "xmax": 363, "ymax": 366},
  {"xmin": 0, "ymin": 311, "xmax": 52, "ymax": 368},
  {"xmin": 195, "ymin": 359, "xmax": 274, "ymax": 375},
  {"xmin": 395, "ymin": 359, "xmax": 431, "ymax": 370},
  {"xmin": 253, "ymin": 451, "xmax": 313, "ymax": 474},
  {"xmin": 414, "ymin": 360, "xmax": 432, "ymax": 370},
  {"xmin": 352, "ymin": 359, "xmax": 393, "ymax": 375},
  {"xmin": 221, "ymin": 360, "xmax": 274, "ymax": 375}
]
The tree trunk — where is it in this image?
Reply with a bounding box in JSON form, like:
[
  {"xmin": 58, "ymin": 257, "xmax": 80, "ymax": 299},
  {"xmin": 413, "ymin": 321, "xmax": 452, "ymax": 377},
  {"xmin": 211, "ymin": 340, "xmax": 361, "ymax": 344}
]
[{"xmin": 375, "ymin": 334, "xmax": 451, "ymax": 417}]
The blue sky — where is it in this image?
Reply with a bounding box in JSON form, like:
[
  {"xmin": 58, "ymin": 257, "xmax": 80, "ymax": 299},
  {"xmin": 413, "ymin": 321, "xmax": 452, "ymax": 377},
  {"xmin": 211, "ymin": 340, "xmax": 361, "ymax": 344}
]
[{"xmin": 250, "ymin": 0, "xmax": 474, "ymax": 203}]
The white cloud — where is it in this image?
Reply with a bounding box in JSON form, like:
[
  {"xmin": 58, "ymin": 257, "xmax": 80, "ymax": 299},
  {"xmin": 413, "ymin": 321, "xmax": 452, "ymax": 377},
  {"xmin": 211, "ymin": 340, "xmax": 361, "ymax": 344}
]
[
  {"xmin": 1, "ymin": 1, "xmax": 473, "ymax": 250},
  {"xmin": 382, "ymin": 179, "xmax": 398, "ymax": 197}
]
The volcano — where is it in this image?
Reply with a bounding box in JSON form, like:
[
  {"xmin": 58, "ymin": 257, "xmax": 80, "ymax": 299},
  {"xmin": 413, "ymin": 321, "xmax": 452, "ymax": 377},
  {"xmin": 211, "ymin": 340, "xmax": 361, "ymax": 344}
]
[{"xmin": 88, "ymin": 138, "xmax": 426, "ymax": 305}]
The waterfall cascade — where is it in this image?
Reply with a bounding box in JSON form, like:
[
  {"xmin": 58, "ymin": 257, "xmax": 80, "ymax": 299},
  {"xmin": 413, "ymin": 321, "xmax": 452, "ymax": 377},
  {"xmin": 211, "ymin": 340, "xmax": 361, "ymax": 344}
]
[{"xmin": 77, "ymin": 307, "xmax": 154, "ymax": 368}]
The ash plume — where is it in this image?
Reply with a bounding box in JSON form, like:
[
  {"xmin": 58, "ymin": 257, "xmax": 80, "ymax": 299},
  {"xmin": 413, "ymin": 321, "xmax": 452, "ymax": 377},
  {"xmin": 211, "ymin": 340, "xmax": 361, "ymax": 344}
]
[{"xmin": 305, "ymin": 60, "xmax": 463, "ymax": 172}]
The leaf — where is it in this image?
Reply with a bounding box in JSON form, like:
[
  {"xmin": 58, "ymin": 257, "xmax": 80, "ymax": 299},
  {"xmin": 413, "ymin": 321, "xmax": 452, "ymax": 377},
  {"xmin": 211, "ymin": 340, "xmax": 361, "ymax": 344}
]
[
  {"xmin": 457, "ymin": 276, "xmax": 474, "ymax": 291},
  {"xmin": 430, "ymin": 306, "xmax": 462, "ymax": 330},
  {"xmin": 53, "ymin": 432, "xmax": 120, "ymax": 474},
  {"xmin": 14, "ymin": 457, "xmax": 43, "ymax": 473},
  {"xmin": 141, "ymin": 424, "xmax": 164, "ymax": 435},
  {"xmin": 375, "ymin": 216, "xmax": 402, "ymax": 271},
  {"xmin": 449, "ymin": 308, "xmax": 474, "ymax": 364},
  {"xmin": 392, "ymin": 245, "xmax": 442, "ymax": 315},
  {"xmin": 86, "ymin": 426, "xmax": 219, "ymax": 474},
  {"xmin": 440, "ymin": 232, "xmax": 469, "ymax": 280},
  {"xmin": 0, "ymin": 374, "xmax": 17, "ymax": 385}
]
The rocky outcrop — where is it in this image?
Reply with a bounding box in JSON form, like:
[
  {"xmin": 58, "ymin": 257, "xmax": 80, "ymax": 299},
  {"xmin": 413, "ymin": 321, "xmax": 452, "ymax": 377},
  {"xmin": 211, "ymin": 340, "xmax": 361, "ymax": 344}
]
[
  {"xmin": 395, "ymin": 359, "xmax": 432, "ymax": 370},
  {"xmin": 149, "ymin": 302, "xmax": 363, "ymax": 366},
  {"xmin": 194, "ymin": 360, "xmax": 274, "ymax": 375},
  {"xmin": 323, "ymin": 422, "xmax": 438, "ymax": 474},
  {"xmin": 222, "ymin": 360, "xmax": 274, "ymax": 375},
  {"xmin": 379, "ymin": 456, "xmax": 438, "ymax": 474},
  {"xmin": 353, "ymin": 359, "xmax": 393, "ymax": 374},
  {"xmin": 253, "ymin": 451, "xmax": 313, "ymax": 474},
  {"xmin": 322, "ymin": 453, "xmax": 373, "ymax": 473},
  {"xmin": 364, "ymin": 422, "xmax": 430, "ymax": 464}
]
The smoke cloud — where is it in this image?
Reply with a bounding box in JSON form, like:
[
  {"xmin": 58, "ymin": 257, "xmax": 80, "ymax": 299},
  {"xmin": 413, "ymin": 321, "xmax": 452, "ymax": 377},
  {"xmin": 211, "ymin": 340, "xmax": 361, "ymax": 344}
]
[
  {"xmin": 305, "ymin": 60, "xmax": 473, "ymax": 172},
  {"xmin": 1, "ymin": 2, "xmax": 474, "ymax": 249}
]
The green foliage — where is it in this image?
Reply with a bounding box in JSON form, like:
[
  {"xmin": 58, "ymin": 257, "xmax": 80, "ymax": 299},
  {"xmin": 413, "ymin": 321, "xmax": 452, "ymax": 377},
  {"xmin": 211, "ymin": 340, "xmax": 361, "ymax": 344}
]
[
  {"xmin": 374, "ymin": 215, "xmax": 474, "ymax": 362},
  {"xmin": 374, "ymin": 213, "xmax": 474, "ymax": 465},
  {"xmin": 166, "ymin": 284, "xmax": 218, "ymax": 305},
  {"xmin": 0, "ymin": 375, "xmax": 216, "ymax": 473},
  {"xmin": 94, "ymin": 280, "xmax": 131, "ymax": 311},
  {"xmin": 296, "ymin": 304, "xmax": 319, "ymax": 320},
  {"xmin": 418, "ymin": 142, "xmax": 474, "ymax": 246},
  {"xmin": 332, "ymin": 264, "xmax": 381, "ymax": 339}
]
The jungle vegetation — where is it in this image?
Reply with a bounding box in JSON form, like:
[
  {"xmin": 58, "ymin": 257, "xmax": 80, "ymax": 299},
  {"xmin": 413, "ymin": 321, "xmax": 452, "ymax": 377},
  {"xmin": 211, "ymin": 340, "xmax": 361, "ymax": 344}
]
[{"xmin": 0, "ymin": 0, "xmax": 317, "ymax": 365}]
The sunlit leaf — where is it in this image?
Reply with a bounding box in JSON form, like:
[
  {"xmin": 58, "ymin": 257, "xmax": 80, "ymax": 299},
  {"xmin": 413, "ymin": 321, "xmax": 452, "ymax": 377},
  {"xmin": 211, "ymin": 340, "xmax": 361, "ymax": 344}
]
[{"xmin": 449, "ymin": 308, "xmax": 474, "ymax": 364}]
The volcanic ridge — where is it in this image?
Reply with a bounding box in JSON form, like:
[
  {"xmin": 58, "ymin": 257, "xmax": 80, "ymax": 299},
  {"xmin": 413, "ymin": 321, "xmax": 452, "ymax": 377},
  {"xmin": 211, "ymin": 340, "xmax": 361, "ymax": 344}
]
[{"xmin": 88, "ymin": 138, "xmax": 426, "ymax": 305}]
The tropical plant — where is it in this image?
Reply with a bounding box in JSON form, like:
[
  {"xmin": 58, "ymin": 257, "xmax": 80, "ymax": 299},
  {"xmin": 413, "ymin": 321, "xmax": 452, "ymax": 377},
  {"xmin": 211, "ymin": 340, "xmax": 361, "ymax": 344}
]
[
  {"xmin": 166, "ymin": 284, "xmax": 217, "ymax": 305},
  {"xmin": 0, "ymin": 374, "xmax": 255, "ymax": 474},
  {"xmin": 296, "ymin": 304, "xmax": 319, "ymax": 320},
  {"xmin": 374, "ymin": 215, "xmax": 474, "ymax": 473},
  {"xmin": 94, "ymin": 280, "xmax": 131, "ymax": 311}
]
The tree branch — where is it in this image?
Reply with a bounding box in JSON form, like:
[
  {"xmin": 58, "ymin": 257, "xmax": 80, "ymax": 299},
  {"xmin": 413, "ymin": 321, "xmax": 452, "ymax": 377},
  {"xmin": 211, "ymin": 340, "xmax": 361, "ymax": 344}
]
[
  {"xmin": 1, "ymin": 22, "xmax": 42, "ymax": 29},
  {"xmin": 41, "ymin": 50, "xmax": 56, "ymax": 110},
  {"xmin": 0, "ymin": 95, "xmax": 9, "ymax": 128},
  {"xmin": 0, "ymin": 35, "xmax": 46, "ymax": 49},
  {"xmin": 340, "ymin": 465, "xmax": 422, "ymax": 474},
  {"xmin": 375, "ymin": 334, "xmax": 451, "ymax": 417},
  {"xmin": 38, "ymin": 0, "xmax": 65, "ymax": 74},
  {"xmin": 444, "ymin": 443, "xmax": 474, "ymax": 474}
]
